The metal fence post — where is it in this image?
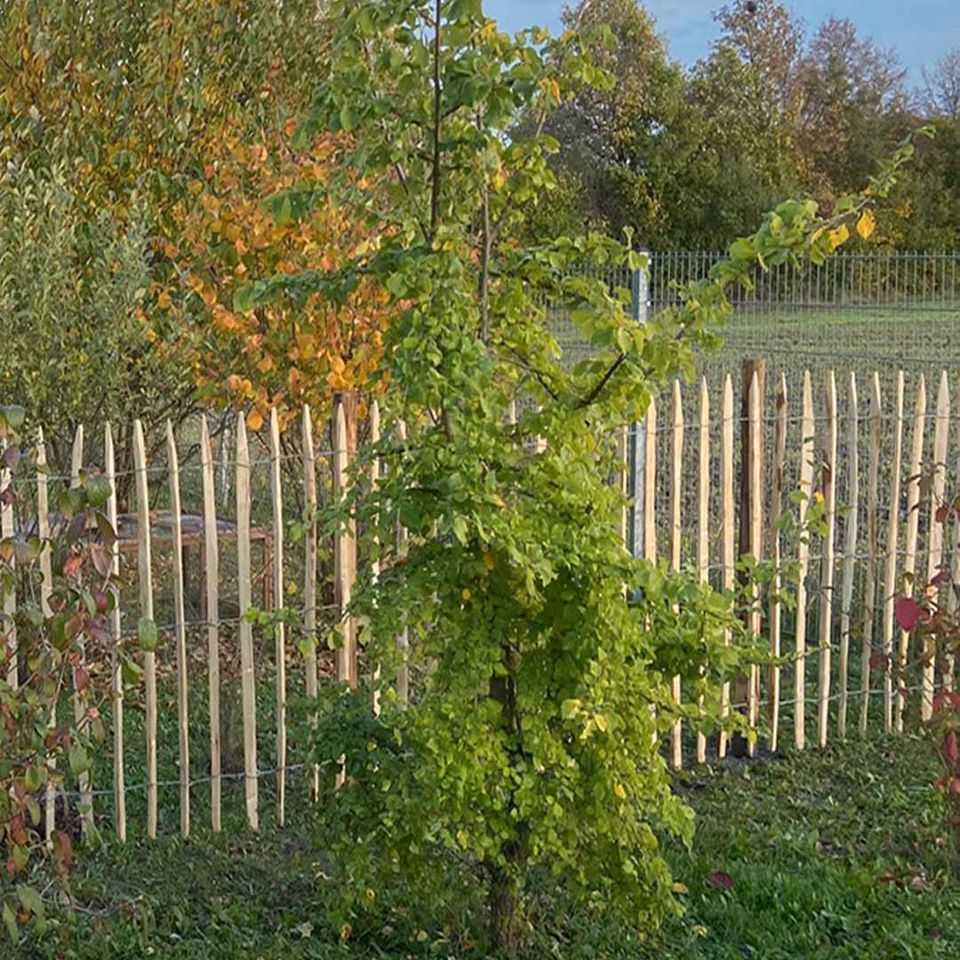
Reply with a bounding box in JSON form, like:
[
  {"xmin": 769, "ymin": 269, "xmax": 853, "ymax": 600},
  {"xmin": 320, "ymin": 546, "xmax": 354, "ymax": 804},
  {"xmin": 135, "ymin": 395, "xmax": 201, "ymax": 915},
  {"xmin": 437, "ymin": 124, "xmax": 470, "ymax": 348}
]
[{"xmin": 629, "ymin": 252, "xmax": 650, "ymax": 559}]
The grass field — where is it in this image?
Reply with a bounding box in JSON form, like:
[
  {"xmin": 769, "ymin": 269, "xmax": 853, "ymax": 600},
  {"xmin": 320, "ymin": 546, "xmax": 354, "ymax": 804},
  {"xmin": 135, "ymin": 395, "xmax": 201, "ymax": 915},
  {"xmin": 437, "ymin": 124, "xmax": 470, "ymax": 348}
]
[{"xmin": 16, "ymin": 729, "xmax": 960, "ymax": 959}]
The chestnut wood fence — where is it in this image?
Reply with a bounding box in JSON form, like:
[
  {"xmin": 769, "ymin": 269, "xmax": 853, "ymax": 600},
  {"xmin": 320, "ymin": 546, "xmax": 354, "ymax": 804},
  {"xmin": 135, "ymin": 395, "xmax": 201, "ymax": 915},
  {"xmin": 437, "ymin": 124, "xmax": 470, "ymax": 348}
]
[{"xmin": 3, "ymin": 366, "xmax": 960, "ymax": 841}]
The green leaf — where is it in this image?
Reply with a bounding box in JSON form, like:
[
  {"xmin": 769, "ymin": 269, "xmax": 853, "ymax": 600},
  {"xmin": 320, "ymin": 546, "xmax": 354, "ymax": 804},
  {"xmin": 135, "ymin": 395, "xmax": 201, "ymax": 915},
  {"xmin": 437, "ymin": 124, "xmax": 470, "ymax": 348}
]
[
  {"xmin": 16, "ymin": 886, "xmax": 44, "ymax": 922},
  {"xmin": 69, "ymin": 742, "xmax": 89, "ymax": 776},
  {"xmin": 233, "ymin": 285, "xmax": 257, "ymax": 313},
  {"xmin": 138, "ymin": 617, "xmax": 158, "ymax": 653},
  {"xmin": 2, "ymin": 901, "xmax": 17, "ymax": 942}
]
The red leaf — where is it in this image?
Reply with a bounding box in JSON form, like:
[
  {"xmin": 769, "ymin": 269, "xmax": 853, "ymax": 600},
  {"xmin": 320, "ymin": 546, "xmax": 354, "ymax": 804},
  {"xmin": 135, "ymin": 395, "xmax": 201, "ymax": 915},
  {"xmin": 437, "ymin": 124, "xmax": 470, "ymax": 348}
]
[
  {"xmin": 10, "ymin": 815, "xmax": 27, "ymax": 846},
  {"xmin": 62, "ymin": 552, "xmax": 84, "ymax": 580},
  {"xmin": 74, "ymin": 664, "xmax": 89, "ymax": 693},
  {"xmin": 941, "ymin": 731, "xmax": 959, "ymax": 766},
  {"xmin": 869, "ymin": 654, "xmax": 886, "ymax": 670},
  {"xmin": 936, "ymin": 690, "xmax": 960, "ymax": 713},
  {"xmin": 895, "ymin": 597, "xmax": 922, "ymax": 632},
  {"xmin": 54, "ymin": 830, "xmax": 73, "ymax": 869},
  {"xmin": 705, "ymin": 871, "xmax": 734, "ymax": 890}
]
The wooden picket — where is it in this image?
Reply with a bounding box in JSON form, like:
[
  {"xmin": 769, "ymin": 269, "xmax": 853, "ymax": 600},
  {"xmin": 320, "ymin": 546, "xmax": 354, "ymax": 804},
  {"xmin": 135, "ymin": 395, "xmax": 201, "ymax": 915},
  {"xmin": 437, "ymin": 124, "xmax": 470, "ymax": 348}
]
[
  {"xmin": 236, "ymin": 413, "xmax": 259, "ymax": 831},
  {"xmin": 768, "ymin": 374, "xmax": 787, "ymax": 751},
  {"xmin": 817, "ymin": 373, "xmax": 838, "ymax": 749},
  {"xmin": 859, "ymin": 376, "xmax": 882, "ymax": 736},
  {"xmin": 269, "ymin": 408, "xmax": 287, "ymax": 826},
  {"xmin": 719, "ymin": 375, "xmax": 734, "ymax": 759},
  {"xmin": 923, "ymin": 373, "xmax": 950, "ymax": 719},
  {"xmin": 333, "ymin": 401, "xmax": 357, "ymax": 688},
  {"xmin": 746, "ymin": 371, "xmax": 762, "ymax": 751},
  {"xmin": 897, "ymin": 376, "xmax": 927, "ymax": 732},
  {"xmin": 795, "ymin": 372, "xmax": 815, "ymax": 751},
  {"xmin": 670, "ymin": 381, "xmax": 683, "ymax": 770},
  {"xmin": 34, "ymin": 429, "xmax": 56, "ymax": 844},
  {"xmin": 838, "ymin": 374, "xmax": 859, "ymax": 740},
  {"xmin": 1, "ymin": 437, "xmax": 15, "ymax": 689},
  {"xmin": 132, "ymin": 419, "xmax": 158, "ymax": 839},
  {"xmin": 696, "ymin": 378, "xmax": 710, "ymax": 765},
  {"xmin": 643, "ymin": 400, "xmax": 657, "ymax": 564},
  {"xmin": 302, "ymin": 406, "xmax": 320, "ymax": 797},
  {"xmin": 396, "ymin": 419, "xmax": 410, "ymax": 706},
  {"xmin": 105, "ymin": 424, "xmax": 126, "ymax": 841},
  {"xmin": 166, "ymin": 421, "xmax": 190, "ymax": 837},
  {"xmin": 200, "ymin": 415, "xmax": 222, "ymax": 830},
  {"xmin": 882, "ymin": 373, "xmax": 906, "ymax": 733}
]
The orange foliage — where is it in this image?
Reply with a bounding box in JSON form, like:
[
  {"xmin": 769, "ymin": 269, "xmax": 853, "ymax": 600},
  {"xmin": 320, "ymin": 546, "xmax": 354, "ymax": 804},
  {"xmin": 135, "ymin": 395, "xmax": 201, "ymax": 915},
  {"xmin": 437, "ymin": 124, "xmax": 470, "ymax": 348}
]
[{"xmin": 165, "ymin": 121, "xmax": 389, "ymax": 431}]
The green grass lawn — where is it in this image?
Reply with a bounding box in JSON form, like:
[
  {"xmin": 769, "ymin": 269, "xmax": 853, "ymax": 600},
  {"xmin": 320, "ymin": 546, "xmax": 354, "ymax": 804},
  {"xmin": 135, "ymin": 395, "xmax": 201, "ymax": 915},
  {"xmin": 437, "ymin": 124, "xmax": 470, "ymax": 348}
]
[{"xmin": 16, "ymin": 732, "xmax": 960, "ymax": 959}]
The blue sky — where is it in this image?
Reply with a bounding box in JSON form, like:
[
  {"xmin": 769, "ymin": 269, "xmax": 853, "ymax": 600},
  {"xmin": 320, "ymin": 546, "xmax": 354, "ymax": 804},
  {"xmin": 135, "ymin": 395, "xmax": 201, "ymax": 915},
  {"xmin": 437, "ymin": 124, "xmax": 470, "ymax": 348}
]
[{"xmin": 484, "ymin": 1, "xmax": 958, "ymax": 87}]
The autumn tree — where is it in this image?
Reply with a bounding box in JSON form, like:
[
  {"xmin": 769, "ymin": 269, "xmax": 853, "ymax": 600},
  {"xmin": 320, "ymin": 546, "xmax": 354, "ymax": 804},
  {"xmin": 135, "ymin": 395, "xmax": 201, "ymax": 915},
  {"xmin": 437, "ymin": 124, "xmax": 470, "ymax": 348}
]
[
  {"xmin": 0, "ymin": 0, "xmax": 335, "ymax": 467},
  {"xmin": 165, "ymin": 124, "xmax": 389, "ymax": 433}
]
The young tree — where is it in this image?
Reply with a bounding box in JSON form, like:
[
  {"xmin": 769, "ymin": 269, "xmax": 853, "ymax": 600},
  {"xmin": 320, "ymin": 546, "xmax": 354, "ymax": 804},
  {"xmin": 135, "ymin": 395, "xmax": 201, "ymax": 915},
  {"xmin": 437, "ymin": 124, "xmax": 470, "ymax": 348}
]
[{"xmin": 239, "ymin": 1, "xmax": 922, "ymax": 951}]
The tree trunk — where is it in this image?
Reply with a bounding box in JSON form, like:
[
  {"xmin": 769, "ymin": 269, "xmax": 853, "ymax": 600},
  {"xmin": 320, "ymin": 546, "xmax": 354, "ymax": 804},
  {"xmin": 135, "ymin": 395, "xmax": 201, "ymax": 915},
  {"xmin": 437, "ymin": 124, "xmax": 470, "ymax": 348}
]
[
  {"xmin": 488, "ymin": 648, "xmax": 523, "ymax": 955},
  {"xmin": 488, "ymin": 851, "xmax": 520, "ymax": 955}
]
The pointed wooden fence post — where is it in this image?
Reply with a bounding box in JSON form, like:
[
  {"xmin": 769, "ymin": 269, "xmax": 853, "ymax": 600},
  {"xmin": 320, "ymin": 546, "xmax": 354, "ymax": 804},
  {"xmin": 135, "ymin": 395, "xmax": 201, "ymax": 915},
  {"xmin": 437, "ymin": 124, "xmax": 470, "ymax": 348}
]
[
  {"xmin": 719, "ymin": 376, "xmax": 735, "ymax": 759},
  {"xmin": 269, "ymin": 409, "xmax": 287, "ymax": 826},
  {"xmin": 132, "ymin": 420, "xmax": 158, "ymax": 838},
  {"xmin": 897, "ymin": 375, "xmax": 927, "ymax": 732},
  {"xmin": 166, "ymin": 422, "xmax": 190, "ymax": 837},
  {"xmin": 1, "ymin": 436, "xmax": 15, "ymax": 689},
  {"xmin": 370, "ymin": 401, "xmax": 382, "ymax": 717},
  {"xmin": 302, "ymin": 406, "xmax": 320, "ymax": 799},
  {"xmin": 104, "ymin": 425, "xmax": 126, "ymax": 841},
  {"xmin": 838, "ymin": 374, "xmax": 859, "ymax": 741},
  {"xmin": 68, "ymin": 426, "xmax": 96, "ymax": 835},
  {"xmin": 859, "ymin": 375, "xmax": 882, "ymax": 736},
  {"xmin": 922, "ymin": 372, "xmax": 950, "ymax": 720},
  {"xmin": 333, "ymin": 401, "xmax": 358, "ymax": 689},
  {"xmin": 882, "ymin": 372, "xmax": 906, "ymax": 733},
  {"xmin": 794, "ymin": 372, "xmax": 816, "ymax": 751},
  {"xmin": 768, "ymin": 374, "xmax": 788, "ymax": 751},
  {"xmin": 817, "ymin": 372, "xmax": 838, "ymax": 749},
  {"xmin": 643, "ymin": 400, "xmax": 657, "ymax": 564},
  {"xmin": 36, "ymin": 430, "xmax": 56, "ymax": 844},
  {"xmin": 669, "ymin": 381, "xmax": 684, "ymax": 770},
  {"xmin": 396, "ymin": 420, "xmax": 410, "ymax": 706},
  {"xmin": 747, "ymin": 370, "xmax": 763, "ymax": 752},
  {"xmin": 696, "ymin": 378, "xmax": 710, "ymax": 764},
  {"xmin": 200, "ymin": 416, "xmax": 222, "ymax": 830},
  {"xmin": 236, "ymin": 413, "xmax": 259, "ymax": 830}
]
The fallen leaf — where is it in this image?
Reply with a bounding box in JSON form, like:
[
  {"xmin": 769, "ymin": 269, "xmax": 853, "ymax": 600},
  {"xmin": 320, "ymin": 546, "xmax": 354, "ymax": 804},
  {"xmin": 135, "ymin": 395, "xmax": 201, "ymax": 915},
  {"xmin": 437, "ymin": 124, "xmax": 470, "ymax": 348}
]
[{"xmin": 705, "ymin": 871, "xmax": 733, "ymax": 890}]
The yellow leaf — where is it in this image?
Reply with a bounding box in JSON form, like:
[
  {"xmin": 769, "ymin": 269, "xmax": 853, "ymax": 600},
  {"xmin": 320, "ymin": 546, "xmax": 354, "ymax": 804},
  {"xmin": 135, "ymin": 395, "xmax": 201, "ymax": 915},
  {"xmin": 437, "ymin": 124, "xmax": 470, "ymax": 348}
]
[
  {"xmin": 595, "ymin": 713, "xmax": 609, "ymax": 733},
  {"xmin": 672, "ymin": 881, "xmax": 688, "ymax": 894},
  {"xmin": 828, "ymin": 223, "xmax": 850, "ymax": 249},
  {"xmin": 614, "ymin": 783, "xmax": 627, "ymax": 800},
  {"xmin": 247, "ymin": 409, "xmax": 264, "ymax": 432},
  {"xmin": 856, "ymin": 208, "xmax": 876, "ymax": 240},
  {"xmin": 157, "ymin": 291, "xmax": 172, "ymax": 310}
]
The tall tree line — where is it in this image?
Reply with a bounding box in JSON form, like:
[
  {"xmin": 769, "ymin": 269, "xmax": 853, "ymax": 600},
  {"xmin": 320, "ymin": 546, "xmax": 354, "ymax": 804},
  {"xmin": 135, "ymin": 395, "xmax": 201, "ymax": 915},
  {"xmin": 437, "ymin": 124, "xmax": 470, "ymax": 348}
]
[{"xmin": 526, "ymin": 0, "xmax": 960, "ymax": 250}]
